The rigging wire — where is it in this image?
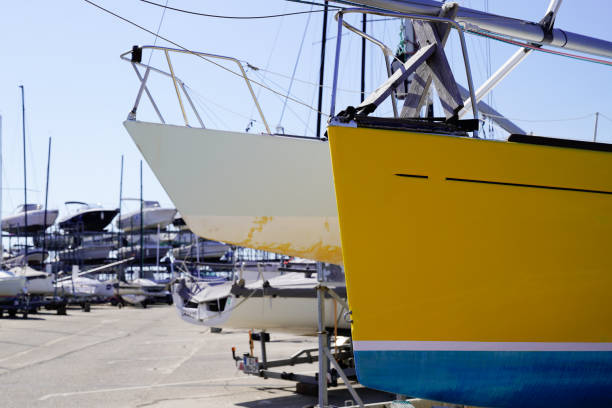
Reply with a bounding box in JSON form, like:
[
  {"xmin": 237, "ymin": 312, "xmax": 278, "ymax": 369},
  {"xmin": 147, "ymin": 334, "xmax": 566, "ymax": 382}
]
[
  {"xmin": 141, "ymin": 0, "xmax": 339, "ymax": 19},
  {"xmin": 278, "ymin": 4, "xmax": 315, "ymax": 130},
  {"xmin": 146, "ymin": 0, "xmax": 169, "ymax": 66},
  {"xmin": 599, "ymin": 113, "xmax": 612, "ymax": 124},
  {"xmin": 82, "ymin": 0, "xmax": 328, "ymax": 118},
  {"xmin": 482, "ymin": 112, "xmax": 598, "ymax": 123}
]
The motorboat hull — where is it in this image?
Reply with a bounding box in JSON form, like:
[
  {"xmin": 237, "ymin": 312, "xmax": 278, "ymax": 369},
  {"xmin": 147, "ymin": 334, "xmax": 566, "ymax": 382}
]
[
  {"xmin": 123, "ymin": 121, "xmax": 342, "ymax": 264},
  {"xmin": 171, "ymin": 240, "xmax": 230, "ymax": 261},
  {"xmin": 58, "ymin": 245, "xmax": 114, "ymax": 263},
  {"xmin": 2, "ymin": 209, "xmax": 59, "ymax": 234},
  {"xmin": 327, "ymin": 125, "xmax": 612, "ymax": 408},
  {"xmin": 58, "ymin": 209, "xmax": 119, "ymax": 232},
  {"xmin": 118, "ymin": 208, "xmax": 177, "ymax": 232}
]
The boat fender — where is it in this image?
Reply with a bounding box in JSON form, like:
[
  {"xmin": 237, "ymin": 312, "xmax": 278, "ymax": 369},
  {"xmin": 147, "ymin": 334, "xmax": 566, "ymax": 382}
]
[{"xmin": 262, "ymin": 280, "xmax": 271, "ymax": 289}]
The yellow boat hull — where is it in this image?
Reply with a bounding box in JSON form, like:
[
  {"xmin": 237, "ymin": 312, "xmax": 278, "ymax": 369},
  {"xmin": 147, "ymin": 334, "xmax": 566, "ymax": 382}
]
[{"xmin": 328, "ymin": 125, "xmax": 612, "ymax": 407}]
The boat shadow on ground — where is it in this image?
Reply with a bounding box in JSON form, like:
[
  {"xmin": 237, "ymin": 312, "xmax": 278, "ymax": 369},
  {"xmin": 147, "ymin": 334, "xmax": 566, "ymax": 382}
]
[{"xmin": 237, "ymin": 386, "xmax": 395, "ymax": 408}]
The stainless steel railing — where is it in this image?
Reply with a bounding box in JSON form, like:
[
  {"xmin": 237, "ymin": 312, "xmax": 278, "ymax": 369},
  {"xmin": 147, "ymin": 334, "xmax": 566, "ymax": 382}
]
[{"xmin": 120, "ymin": 46, "xmax": 271, "ymax": 134}]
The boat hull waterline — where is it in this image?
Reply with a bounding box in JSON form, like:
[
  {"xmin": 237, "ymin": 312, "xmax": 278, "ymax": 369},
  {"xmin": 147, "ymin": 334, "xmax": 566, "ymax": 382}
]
[
  {"xmin": 327, "ymin": 125, "xmax": 612, "ymax": 408},
  {"xmin": 123, "ymin": 121, "xmax": 342, "ymax": 264}
]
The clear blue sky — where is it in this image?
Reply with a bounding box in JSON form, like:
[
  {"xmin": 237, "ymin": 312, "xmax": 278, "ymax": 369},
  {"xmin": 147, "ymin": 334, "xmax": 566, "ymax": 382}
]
[{"xmin": 0, "ymin": 0, "xmax": 610, "ymax": 220}]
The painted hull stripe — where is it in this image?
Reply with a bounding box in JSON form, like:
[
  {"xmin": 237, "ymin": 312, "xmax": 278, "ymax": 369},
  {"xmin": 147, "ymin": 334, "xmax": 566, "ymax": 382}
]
[{"xmin": 353, "ymin": 341, "xmax": 612, "ymax": 352}]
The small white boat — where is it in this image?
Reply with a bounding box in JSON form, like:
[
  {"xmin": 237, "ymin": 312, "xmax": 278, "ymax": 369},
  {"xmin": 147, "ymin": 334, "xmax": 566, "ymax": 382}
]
[
  {"xmin": 56, "ymin": 277, "xmax": 114, "ymax": 299},
  {"xmin": 57, "ymin": 234, "xmax": 116, "ymax": 263},
  {"xmin": 57, "ymin": 201, "xmax": 119, "ymax": 232},
  {"xmin": 1, "ymin": 204, "xmax": 59, "ymax": 234},
  {"xmin": 117, "ymin": 242, "xmax": 171, "ymax": 261},
  {"xmin": 171, "ymin": 240, "xmax": 230, "ymax": 261},
  {"xmin": 0, "ymin": 269, "xmax": 26, "ymax": 298},
  {"xmin": 174, "ymin": 269, "xmax": 348, "ymax": 336},
  {"xmin": 4, "ymin": 247, "xmax": 48, "ymax": 267},
  {"xmin": 118, "ymin": 278, "xmax": 170, "ymax": 305},
  {"xmin": 10, "ymin": 266, "xmax": 55, "ymax": 296},
  {"xmin": 117, "ymin": 201, "xmax": 177, "ymax": 232}
]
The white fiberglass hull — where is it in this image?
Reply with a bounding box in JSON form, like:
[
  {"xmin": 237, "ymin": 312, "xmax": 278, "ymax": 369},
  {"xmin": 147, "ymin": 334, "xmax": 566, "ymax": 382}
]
[
  {"xmin": 174, "ymin": 273, "xmax": 348, "ymax": 336},
  {"xmin": 124, "ymin": 121, "xmax": 341, "ymax": 265},
  {"xmin": 2, "ymin": 209, "xmax": 59, "ymax": 234},
  {"xmin": 56, "ymin": 278, "xmax": 114, "ymax": 298},
  {"xmin": 11, "ymin": 266, "xmax": 55, "ymax": 296},
  {"xmin": 0, "ymin": 271, "xmax": 26, "ymax": 298},
  {"xmin": 118, "ymin": 208, "xmax": 177, "ymax": 232}
]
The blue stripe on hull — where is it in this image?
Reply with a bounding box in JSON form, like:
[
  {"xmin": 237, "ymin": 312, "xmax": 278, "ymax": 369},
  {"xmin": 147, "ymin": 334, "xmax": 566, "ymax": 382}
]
[{"xmin": 354, "ymin": 350, "xmax": 612, "ymax": 408}]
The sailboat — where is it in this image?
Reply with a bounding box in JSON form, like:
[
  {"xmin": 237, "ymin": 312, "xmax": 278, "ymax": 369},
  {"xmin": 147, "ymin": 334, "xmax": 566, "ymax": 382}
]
[
  {"xmin": 124, "ymin": 122, "xmax": 341, "ymax": 264},
  {"xmin": 120, "ymin": 0, "xmax": 612, "ymax": 406}
]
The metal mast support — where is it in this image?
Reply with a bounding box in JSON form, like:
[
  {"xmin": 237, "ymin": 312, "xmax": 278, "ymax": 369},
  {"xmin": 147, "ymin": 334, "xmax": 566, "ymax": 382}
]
[
  {"xmin": 331, "ymin": 0, "xmax": 612, "ymax": 58},
  {"xmin": 316, "ymin": 262, "xmax": 364, "ymax": 407},
  {"xmin": 316, "ymin": 262, "xmax": 328, "ymax": 408},
  {"xmin": 459, "ymin": 0, "xmax": 564, "ymax": 119},
  {"xmin": 593, "ymin": 112, "xmax": 599, "ymax": 142}
]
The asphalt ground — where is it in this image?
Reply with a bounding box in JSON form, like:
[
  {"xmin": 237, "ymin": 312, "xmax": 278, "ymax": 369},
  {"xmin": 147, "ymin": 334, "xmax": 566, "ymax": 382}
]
[{"xmin": 0, "ymin": 304, "xmax": 395, "ymax": 407}]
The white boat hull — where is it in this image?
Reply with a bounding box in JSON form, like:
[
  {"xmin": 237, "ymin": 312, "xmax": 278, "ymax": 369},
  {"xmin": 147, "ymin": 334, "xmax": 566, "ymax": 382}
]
[
  {"xmin": 2, "ymin": 209, "xmax": 59, "ymax": 233},
  {"xmin": 0, "ymin": 272, "xmax": 26, "ymax": 298},
  {"xmin": 10, "ymin": 267, "xmax": 55, "ymax": 296},
  {"xmin": 174, "ymin": 273, "xmax": 348, "ymax": 336},
  {"xmin": 124, "ymin": 121, "xmax": 342, "ymax": 264},
  {"xmin": 118, "ymin": 208, "xmax": 177, "ymax": 232}
]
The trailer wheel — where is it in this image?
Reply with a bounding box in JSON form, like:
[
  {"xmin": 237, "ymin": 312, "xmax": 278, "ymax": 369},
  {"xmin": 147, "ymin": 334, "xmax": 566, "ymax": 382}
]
[
  {"xmin": 82, "ymin": 303, "xmax": 91, "ymax": 313},
  {"xmin": 8, "ymin": 309, "xmax": 17, "ymax": 318},
  {"xmin": 57, "ymin": 305, "xmax": 67, "ymax": 315},
  {"xmin": 22, "ymin": 312, "xmax": 28, "ymax": 319},
  {"xmin": 0, "ymin": 309, "xmax": 3, "ymax": 318},
  {"xmin": 117, "ymin": 302, "xmax": 123, "ymax": 309}
]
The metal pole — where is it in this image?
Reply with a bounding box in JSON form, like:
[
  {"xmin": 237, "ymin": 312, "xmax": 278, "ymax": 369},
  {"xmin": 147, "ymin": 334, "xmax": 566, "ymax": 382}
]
[
  {"xmin": 156, "ymin": 223, "xmax": 160, "ymax": 271},
  {"xmin": 360, "ymin": 14, "xmax": 366, "ymax": 103},
  {"xmin": 0, "ymin": 115, "xmax": 2, "ymax": 257},
  {"xmin": 42, "ymin": 137, "xmax": 51, "ymax": 256},
  {"xmin": 593, "ymin": 112, "xmax": 599, "ymax": 142},
  {"xmin": 118, "ymin": 155, "xmax": 124, "ymax": 260},
  {"xmin": 316, "ymin": 262, "xmax": 328, "ymax": 408},
  {"xmin": 329, "ymin": 13, "xmax": 344, "ymax": 118},
  {"xmin": 140, "ymin": 160, "xmax": 144, "ymax": 275},
  {"xmin": 19, "ymin": 85, "xmax": 28, "ymax": 258},
  {"xmin": 316, "ymin": 1, "xmax": 329, "ymax": 138}
]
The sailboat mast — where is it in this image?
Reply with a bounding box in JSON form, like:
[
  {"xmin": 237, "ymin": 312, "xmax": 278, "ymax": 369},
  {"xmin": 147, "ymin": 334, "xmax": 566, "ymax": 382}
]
[
  {"xmin": 139, "ymin": 160, "xmax": 144, "ymax": 275},
  {"xmin": 19, "ymin": 85, "xmax": 28, "ymax": 257},
  {"xmin": 42, "ymin": 137, "xmax": 51, "ymax": 255},
  {"xmin": 0, "ymin": 115, "xmax": 3, "ymax": 258},
  {"xmin": 316, "ymin": 1, "xmax": 329, "ymax": 138}
]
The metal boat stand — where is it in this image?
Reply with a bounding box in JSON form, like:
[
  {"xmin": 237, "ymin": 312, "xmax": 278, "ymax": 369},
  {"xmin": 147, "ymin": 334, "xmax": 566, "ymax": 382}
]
[{"xmin": 230, "ymin": 262, "xmax": 364, "ymax": 407}]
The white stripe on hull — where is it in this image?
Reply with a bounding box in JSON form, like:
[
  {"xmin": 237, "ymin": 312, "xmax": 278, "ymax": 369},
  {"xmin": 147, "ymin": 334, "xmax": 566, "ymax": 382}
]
[{"xmin": 353, "ymin": 340, "xmax": 612, "ymax": 352}]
